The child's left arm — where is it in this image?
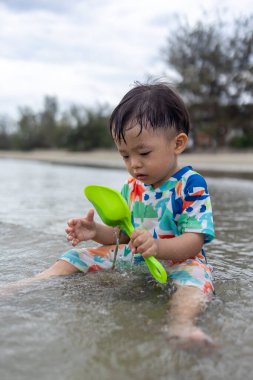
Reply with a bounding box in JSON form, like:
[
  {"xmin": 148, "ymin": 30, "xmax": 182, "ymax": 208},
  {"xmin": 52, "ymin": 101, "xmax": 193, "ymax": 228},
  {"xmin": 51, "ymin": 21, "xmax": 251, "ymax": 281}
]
[{"xmin": 130, "ymin": 229, "xmax": 204, "ymax": 261}]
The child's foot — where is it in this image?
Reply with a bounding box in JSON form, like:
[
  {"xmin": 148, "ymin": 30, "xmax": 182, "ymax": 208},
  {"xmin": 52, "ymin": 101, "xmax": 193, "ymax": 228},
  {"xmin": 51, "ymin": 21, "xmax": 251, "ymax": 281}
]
[
  {"xmin": 0, "ymin": 284, "xmax": 17, "ymax": 297},
  {"xmin": 166, "ymin": 324, "xmax": 218, "ymax": 349},
  {"xmin": 0, "ymin": 278, "xmax": 40, "ymax": 297}
]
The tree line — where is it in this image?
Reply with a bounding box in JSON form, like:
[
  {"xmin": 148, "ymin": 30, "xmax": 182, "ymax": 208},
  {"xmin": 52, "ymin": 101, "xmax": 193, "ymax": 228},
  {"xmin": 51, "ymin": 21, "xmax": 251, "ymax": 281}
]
[
  {"xmin": 164, "ymin": 13, "xmax": 253, "ymax": 149},
  {"xmin": 0, "ymin": 100, "xmax": 114, "ymax": 151},
  {"xmin": 0, "ymin": 13, "xmax": 252, "ymax": 151}
]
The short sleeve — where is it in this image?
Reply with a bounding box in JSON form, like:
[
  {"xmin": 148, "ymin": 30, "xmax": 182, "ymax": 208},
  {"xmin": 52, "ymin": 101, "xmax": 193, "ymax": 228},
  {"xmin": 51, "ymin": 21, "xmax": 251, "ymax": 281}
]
[{"xmin": 177, "ymin": 173, "xmax": 215, "ymax": 243}]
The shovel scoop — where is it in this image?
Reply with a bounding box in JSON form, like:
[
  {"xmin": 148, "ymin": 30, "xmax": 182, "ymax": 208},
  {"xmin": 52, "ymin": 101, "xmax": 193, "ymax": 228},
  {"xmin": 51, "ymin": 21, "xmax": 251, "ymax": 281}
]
[{"xmin": 84, "ymin": 185, "xmax": 167, "ymax": 284}]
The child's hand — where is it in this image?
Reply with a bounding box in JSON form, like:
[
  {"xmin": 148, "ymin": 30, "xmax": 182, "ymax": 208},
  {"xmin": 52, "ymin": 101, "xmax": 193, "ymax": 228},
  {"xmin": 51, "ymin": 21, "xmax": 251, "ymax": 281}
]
[
  {"xmin": 65, "ymin": 209, "xmax": 96, "ymax": 246},
  {"xmin": 130, "ymin": 228, "xmax": 158, "ymax": 258}
]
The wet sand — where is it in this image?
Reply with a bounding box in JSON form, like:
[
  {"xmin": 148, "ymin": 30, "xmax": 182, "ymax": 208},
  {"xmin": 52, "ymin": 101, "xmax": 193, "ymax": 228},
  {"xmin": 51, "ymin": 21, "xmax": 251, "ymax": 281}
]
[{"xmin": 0, "ymin": 149, "xmax": 253, "ymax": 179}]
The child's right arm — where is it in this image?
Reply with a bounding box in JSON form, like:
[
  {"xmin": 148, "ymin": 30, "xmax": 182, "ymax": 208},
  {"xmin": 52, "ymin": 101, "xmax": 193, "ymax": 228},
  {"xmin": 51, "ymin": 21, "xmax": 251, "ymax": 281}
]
[{"xmin": 65, "ymin": 208, "xmax": 129, "ymax": 246}]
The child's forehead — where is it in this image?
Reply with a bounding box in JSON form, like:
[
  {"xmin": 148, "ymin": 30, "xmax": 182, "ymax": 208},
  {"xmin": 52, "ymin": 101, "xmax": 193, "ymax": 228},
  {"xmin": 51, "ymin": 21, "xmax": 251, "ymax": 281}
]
[
  {"xmin": 124, "ymin": 124, "xmax": 174, "ymax": 140},
  {"xmin": 115, "ymin": 124, "xmax": 174, "ymax": 149}
]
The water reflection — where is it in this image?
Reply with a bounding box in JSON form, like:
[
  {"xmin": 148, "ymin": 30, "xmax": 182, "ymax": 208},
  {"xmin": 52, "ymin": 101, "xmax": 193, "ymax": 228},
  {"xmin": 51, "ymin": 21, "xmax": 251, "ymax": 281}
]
[{"xmin": 0, "ymin": 159, "xmax": 253, "ymax": 380}]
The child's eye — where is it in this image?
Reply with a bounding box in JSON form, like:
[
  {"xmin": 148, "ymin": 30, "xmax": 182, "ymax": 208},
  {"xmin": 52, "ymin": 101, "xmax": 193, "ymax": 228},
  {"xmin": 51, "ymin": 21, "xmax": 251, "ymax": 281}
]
[
  {"xmin": 140, "ymin": 151, "xmax": 151, "ymax": 156},
  {"xmin": 122, "ymin": 155, "xmax": 129, "ymax": 160}
]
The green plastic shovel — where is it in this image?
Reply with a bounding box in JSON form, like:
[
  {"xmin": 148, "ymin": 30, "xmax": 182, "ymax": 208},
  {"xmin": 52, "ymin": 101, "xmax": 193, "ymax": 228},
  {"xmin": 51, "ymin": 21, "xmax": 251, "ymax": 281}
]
[{"xmin": 84, "ymin": 185, "xmax": 167, "ymax": 284}]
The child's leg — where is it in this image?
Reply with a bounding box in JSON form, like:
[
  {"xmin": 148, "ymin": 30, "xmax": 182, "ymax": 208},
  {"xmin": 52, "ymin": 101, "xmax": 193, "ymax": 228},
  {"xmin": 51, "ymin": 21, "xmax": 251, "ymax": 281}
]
[
  {"xmin": 0, "ymin": 245, "xmax": 119, "ymax": 295},
  {"xmin": 31, "ymin": 259, "xmax": 81, "ymax": 279},
  {"xmin": 167, "ymin": 285, "xmax": 214, "ymax": 345},
  {"xmin": 0, "ymin": 260, "xmax": 79, "ymax": 295},
  {"xmin": 166, "ymin": 260, "xmax": 215, "ymax": 346}
]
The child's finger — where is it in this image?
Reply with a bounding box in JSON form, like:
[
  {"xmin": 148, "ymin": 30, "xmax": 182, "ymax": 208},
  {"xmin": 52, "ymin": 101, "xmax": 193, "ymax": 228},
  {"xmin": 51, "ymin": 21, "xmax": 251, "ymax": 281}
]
[
  {"xmin": 68, "ymin": 218, "xmax": 77, "ymax": 226},
  {"xmin": 67, "ymin": 234, "xmax": 73, "ymax": 241},
  {"xmin": 135, "ymin": 240, "xmax": 151, "ymax": 254},
  {"xmin": 131, "ymin": 233, "xmax": 147, "ymax": 248},
  {"xmin": 129, "ymin": 241, "xmax": 136, "ymax": 254},
  {"xmin": 142, "ymin": 247, "xmax": 157, "ymax": 258},
  {"xmin": 86, "ymin": 208, "xmax": 94, "ymax": 222},
  {"xmin": 130, "ymin": 228, "xmax": 144, "ymax": 240},
  {"xmin": 65, "ymin": 226, "xmax": 73, "ymax": 234},
  {"xmin": 72, "ymin": 238, "xmax": 80, "ymax": 246}
]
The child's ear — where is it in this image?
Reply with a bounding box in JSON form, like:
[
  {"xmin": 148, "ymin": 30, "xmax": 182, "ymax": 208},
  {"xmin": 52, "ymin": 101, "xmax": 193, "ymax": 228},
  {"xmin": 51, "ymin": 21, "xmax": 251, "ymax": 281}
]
[{"xmin": 175, "ymin": 133, "xmax": 188, "ymax": 154}]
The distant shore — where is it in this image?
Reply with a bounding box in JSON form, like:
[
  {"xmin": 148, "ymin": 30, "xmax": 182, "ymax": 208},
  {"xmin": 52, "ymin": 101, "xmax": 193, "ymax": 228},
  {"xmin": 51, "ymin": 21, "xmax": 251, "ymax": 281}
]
[{"xmin": 0, "ymin": 149, "xmax": 253, "ymax": 180}]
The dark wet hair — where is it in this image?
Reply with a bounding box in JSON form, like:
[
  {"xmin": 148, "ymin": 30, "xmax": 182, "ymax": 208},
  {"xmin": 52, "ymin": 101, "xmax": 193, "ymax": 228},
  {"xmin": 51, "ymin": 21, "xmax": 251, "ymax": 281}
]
[{"xmin": 110, "ymin": 82, "xmax": 190, "ymax": 142}]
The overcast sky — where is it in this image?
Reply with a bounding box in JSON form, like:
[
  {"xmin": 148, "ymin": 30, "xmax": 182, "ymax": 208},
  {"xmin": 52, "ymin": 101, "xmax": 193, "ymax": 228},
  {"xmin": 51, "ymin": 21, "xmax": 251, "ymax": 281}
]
[{"xmin": 0, "ymin": 0, "xmax": 252, "ymax": 117}]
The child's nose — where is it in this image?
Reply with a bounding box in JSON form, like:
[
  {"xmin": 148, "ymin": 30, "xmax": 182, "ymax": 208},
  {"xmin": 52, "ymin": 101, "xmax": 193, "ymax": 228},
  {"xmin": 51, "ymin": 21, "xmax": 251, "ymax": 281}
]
[{"xmin": 130, "ymin": 157, "xmax": 142, "ymax": 169}]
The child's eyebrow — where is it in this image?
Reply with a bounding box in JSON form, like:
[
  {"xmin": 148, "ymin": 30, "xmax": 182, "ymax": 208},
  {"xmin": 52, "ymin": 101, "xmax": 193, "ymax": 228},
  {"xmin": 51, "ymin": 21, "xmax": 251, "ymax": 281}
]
[
  {"xmin": 118, "ymin": 149, "xmax": 128, "ymax": 154},
  {"xmin": 118, "ymin": 143, "xmax": 151, "ymax": 153},
  {"xmin": 135, "ymin": 143, "xmax": 152, "ymax": 150}
]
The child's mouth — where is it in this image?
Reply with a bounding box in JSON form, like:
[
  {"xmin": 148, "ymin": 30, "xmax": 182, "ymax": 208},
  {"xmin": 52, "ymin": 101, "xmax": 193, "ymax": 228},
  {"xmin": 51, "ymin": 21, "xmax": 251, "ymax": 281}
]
[{"xmin": 136, "ymin": 174, "xmax": 148, "ymax": 181}]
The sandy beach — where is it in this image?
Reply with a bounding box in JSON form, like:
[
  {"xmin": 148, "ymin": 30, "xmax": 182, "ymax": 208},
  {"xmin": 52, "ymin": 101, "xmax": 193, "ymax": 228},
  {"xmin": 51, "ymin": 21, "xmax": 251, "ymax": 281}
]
[{"xmin": 0, "ymin": 149, "xmax": 253, "ymax": 179}]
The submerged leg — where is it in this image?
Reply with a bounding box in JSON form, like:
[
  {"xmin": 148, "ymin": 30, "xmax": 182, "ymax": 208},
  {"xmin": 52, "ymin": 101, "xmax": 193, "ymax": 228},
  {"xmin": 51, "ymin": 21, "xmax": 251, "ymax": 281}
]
[
  {"xmin": 34, "ymin": 259, "xmax": 81, "ymax": 279},
  {"xmin": 0, "ymin": 245, "xmax": 118, "ymax": 296},
  {"xmin": 166, "ymin": 285, "xmax": 216, "ymax": 348},
  {"xmin": 0, "ymin": 260, "xmax": 80, "ymax": 296}
]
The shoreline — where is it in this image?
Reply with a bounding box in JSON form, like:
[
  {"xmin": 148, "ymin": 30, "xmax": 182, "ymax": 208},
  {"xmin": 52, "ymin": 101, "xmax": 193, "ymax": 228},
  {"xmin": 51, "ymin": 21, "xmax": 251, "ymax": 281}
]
[{"xmin": 0, "ymin": 149, "xmax": 253, "ymax": 180}]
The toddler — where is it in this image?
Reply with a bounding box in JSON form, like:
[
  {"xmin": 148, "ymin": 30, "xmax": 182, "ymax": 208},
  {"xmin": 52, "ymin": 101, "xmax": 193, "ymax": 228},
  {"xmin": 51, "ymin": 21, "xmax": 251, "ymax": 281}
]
[{"xmin": 3, "ymin": 83, "xmax": 215, "ymax": 346}]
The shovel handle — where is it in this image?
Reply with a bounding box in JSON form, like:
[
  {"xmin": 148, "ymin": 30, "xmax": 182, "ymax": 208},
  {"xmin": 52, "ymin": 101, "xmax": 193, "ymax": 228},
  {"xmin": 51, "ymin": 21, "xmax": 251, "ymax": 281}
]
[
  {"xmin": 144, "ymin": 256, "xmax": 167, "ymax": 284},
  {"xmin": 128, "ymin": 226, "xmax": 167, "ymax": 284}
]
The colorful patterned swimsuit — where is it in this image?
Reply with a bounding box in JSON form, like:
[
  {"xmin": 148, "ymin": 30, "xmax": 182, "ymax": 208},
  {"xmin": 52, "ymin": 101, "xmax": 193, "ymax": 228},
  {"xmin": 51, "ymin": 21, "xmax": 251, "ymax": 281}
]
[{"xmin": 60, "ymin": 166, "xmax": 215, "ymax": 294}]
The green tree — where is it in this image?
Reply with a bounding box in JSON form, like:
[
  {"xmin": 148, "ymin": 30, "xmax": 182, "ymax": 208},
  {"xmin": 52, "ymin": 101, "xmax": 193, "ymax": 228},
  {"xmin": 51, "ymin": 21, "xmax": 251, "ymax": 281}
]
[
  {"xmin": 0, "ymin": 116, "xmax": 12, "ymax": 149},
  {"xmin": 38, "ymin": 96, "xmax": 59, "ymax": 148},
  {"xmin": 163, "ymin": 14, "xmax": 253, "ymax": 148},
  {"xmin": 15, "ymin": 107, "xmax": 39, "ymax": 150},
  {"xmin": 66, "ymin": 105, "xmax": 113, "ymax": 151},
  {"xmin": 1, "ymin": 97, "xmax": 113, "ymax": 151}
]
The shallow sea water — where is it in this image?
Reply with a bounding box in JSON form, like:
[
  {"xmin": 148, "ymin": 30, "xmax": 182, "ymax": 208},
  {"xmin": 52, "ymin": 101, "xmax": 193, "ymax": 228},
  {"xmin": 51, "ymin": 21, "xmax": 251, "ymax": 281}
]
[{"xmin": 0, "ymin": 159, "xmax": 253, "ymax": 380}]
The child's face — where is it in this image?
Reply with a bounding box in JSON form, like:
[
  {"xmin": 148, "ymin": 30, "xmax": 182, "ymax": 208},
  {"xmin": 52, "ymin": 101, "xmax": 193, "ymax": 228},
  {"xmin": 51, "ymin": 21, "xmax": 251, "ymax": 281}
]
[{"xmin": 114, "ymin": 125, "xmax": 188, "ymax": 189}]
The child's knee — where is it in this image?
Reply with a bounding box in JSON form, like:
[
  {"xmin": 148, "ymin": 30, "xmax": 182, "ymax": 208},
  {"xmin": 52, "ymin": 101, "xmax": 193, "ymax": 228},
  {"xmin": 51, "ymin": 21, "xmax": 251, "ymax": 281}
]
[{"xmin": 54, "ymin": 259, "xmax": 81, "ymax": 275}]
